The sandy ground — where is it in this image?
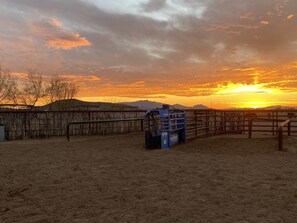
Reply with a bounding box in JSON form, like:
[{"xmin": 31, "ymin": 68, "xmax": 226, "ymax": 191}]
[{"xmin": 1, "ymin": 133, "xmax": 297, "ymax": 223}]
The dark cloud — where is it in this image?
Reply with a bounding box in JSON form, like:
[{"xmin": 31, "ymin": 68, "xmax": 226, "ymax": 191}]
[{"xmin": 141, "ymin": 0, "xmax": 167, "ymax": 12}]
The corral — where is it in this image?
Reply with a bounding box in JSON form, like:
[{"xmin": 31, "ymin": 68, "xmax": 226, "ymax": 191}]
[
  {"xmin": 1, "ymin": 109, "xmax": 297, "ymax": 222},
  {"xmin": 1, "ymin": 133, "xmax": 297, "ymax": 222},
  {"xmin": 1, "ymin": 109, "xmax": 297, "ymax": 141}
]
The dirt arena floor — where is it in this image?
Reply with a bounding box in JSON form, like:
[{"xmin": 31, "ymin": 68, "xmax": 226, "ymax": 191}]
[{"xmin": 1, "ymin": 133, "xmax": 297, "ymax": 223}]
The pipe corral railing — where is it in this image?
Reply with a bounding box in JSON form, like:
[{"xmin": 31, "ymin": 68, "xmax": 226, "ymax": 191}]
[
  {"xmin": 248, "ymin": 112, "xmax": 296, "ymax": 151},
  {"xmin": 248, "ymin": 117, "xmax": 290, "ymax": 139}
]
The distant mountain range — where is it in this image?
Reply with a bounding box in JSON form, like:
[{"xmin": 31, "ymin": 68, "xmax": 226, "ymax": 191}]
[
  {"xmin": 261, "ymin": 105, "xmax": 296, "ymax": 110},
  {"xmin": 121, "ymin": 100, "xmax": 209, "ymax": 110},
  {"xmin": 121, "ymin": 100, "xmax": 297, "ymax": 110},
  {"xmin": 2, "ymin": 99, "xmax": 295, "ymax": 111},
  {"xmin": 223, "ymin": 106, "xmax": 297, "ymax": 111},
  {"xmin": 0, "ymin": 99, "xmax": 210, "ymax": 111}
]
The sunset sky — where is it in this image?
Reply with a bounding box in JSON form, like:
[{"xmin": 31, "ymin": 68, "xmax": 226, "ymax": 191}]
[{"xmin": 1, "ymin": 0, "xmax": 297, "ymax": 108}]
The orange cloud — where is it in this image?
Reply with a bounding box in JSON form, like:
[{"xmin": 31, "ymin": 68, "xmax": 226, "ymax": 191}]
[
  {"xmin": 11, "ymin": 72, "xmax": 27, "ymax": 79},
  {"xmin": 206, "ymin": 23, "xmax": 258, "ymax": 35},
  {"xmin": 50, "ymin": 18, "xmax": 63, "ymax": 28},
  {"xmin": 32, "ymin": 18, "xmax": 91, "ymax": 50},
  {"xmin": 260, "ymin": 20, "xmax": 269, "ymax": 25},
  {"xmin": 62, "ymin": 74, "xmax": 101, "ymax": 82},
  {"xmin": 47, "ymin": 34, "xmax": 91, "ymax": 50},
  {"xmin": 240, "ymin": 12, "xmax": 255, "ymax": 20}
]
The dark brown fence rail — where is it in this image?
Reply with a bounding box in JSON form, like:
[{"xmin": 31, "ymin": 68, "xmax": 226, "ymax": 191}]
[
  {"xmin": 0, "ymin": 109, "xmax": 296, "ymax": 141},
  {"xmin": 185, "ymin": 110, "xmax": 247, "ymax": 140}
]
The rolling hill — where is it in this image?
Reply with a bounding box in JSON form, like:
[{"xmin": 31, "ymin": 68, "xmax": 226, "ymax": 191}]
[
  {"xmin": 41, "ymin": 99, "xmax": 138, "ymax": 111},
  {"xmin": 121, "ymin": 100, "xmax": 209, "ymax": 110}
]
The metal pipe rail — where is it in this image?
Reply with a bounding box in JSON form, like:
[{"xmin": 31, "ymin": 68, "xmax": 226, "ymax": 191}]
[
  {"xmin": 67, "ymin": 118, "xmax": 144, "ymax": 141},
  {"xmin": 278, "ymin": 119, "xmax": 291, "ymax": 151},
  {"xmin": 248, "ymin": 118, "xmax": 288, "ymax": 139}
]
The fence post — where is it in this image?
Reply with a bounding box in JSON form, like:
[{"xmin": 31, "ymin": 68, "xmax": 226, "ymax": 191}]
[
  {"xmin": 272, "ymin": 112, "xmax": 275, "ymax": 135},
  {"xmin": 67, "ymin": 124, "xmax": 70, "ymax": 141},
  {"xmin": 206, "ymin": 111, "xmax": 209, "ymax": 135},
  {"xmin": 288, "ymin": 122, "xmax": 291, "ymax": 136},
  {"xmin": 194, "ymin": 111, "xmax": 198, "ymax": 138},
  {"xmin": 248, "ymin": 119, "xmax": 252, "ymax": 138},
  {"xmin": 223, "ymin": 112, "xmax": 226, "ymax": 133},
  {"xmin": 242, "ymin": 112, "xmax": 245, "ymax": 134},
  {"xmin": 278, "ymin": 126, "xmax": 283, "ymax": 151},
  {"xmin": 24, "ymin": 112, "xmax": 27, "ymax": 139},
  {"xmin": 88, "ymin": 111, "xmax": 91, "ymax": 135},
  {"xmin": 276, "ymin": 111, "xmax": 279, "ymax": 134},
  {"xmin": 214, "ymin": 111, "xmax": 217, "ymax": 135},
  {"xmin": 141, "ymin": 119, "xmax": 144, "ymax": 132}
]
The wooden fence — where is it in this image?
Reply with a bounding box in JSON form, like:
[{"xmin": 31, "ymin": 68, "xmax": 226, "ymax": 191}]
[
  {"xmin": 0, "ymin": 109, "xmax": 296, "ymax": 141},
  {"xmin": 0, "ymin": 110, "xmax": 144, "ymax": 140}
]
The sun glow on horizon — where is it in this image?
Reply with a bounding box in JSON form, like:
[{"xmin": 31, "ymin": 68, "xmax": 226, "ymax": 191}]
[
  {"xmin": 216, "ymin": 83, "xmax": 280, "ymax": 95},
  {"xmin": 241, "ymin": 101, "xmax": 276, "ymax": 109}
]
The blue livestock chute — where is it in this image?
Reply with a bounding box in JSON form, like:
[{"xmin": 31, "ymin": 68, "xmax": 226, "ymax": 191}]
[{"xmin": 144, "ymin": 105, "xmax": 186, "ymax": 149}]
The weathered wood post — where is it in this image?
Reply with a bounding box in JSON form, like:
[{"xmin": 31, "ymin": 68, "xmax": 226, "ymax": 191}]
[
  {"xmin": 214, "ymin": 111, "xmax": 217, "ymax": 135},
  {"xmin": 194, "ymin": 110, "xmax": 198, "ymax": 138},
  {"xmin": 278, "ymin": 125, "xmax": 283, "ymax": 151},
  {"xmin": 223, "ymin": 112, "xmax": 226, "ymax": 133},
  {"xmin": 24, "ymin": 112, "xmax": 27, "ymax": 139},
  {"xmin": 88, "ymin": 111, "xmax": 91, "ymax": 135},
  {"xmin": 278, "ymin": 119, "xmax": 290, "ymax": 151},
  {"xmin": 67, "ymin": 123, "xmax": 70, "ymax": 141},
  {"xmin": 276, "ymin": 111, "xmax": 279, "ymax": 133},
  {"xmin": 141, "ymin": 119, "xmax": 144, "ymax": 132},
  {"xmin": 288, "ymin": 122, "xmax": 291, "ymax": 136},
  {"xmin": 248, "ymin": 118, "xmax": 252, "ymax": 139},
  {"xmin": 272, "ymin": 112, "xmax": 275, "ymax": 135},
  {"xmin": 206, "ymin": 110, "xmax": 209, "ymax": 135},
  {"xmin": 287, "ymin": 112, "xmax": 295, "ymax": 136}
]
